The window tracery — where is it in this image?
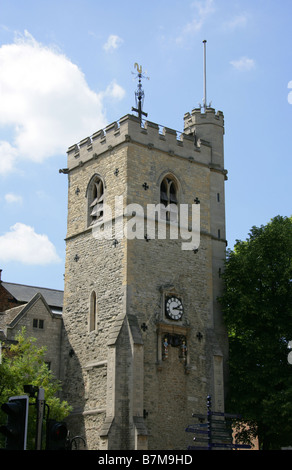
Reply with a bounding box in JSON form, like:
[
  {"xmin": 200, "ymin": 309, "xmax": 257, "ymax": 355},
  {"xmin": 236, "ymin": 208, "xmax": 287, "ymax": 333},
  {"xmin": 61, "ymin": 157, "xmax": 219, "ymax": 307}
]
[
  {"xmin": 88, "ymin": 176, "xmax": 104, "ymax": 226},
  {"xmin": 160, "ymin": 176, "xmax": 178, "ymax": 221}
]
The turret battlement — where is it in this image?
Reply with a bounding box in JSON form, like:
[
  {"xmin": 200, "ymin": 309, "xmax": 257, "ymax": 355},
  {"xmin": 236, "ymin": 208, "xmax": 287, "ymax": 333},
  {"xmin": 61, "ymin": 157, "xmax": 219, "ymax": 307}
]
[
  {"xmin": 184, "ymin": 108, "xmax": 225, "ymax": 167},
  {"xmin": 66, "ymin": 112, "xmax": 224, "ymax": 171},
  {"xmin": 184, "ymin": 107, "xmax": 224, "ymax": 133}
]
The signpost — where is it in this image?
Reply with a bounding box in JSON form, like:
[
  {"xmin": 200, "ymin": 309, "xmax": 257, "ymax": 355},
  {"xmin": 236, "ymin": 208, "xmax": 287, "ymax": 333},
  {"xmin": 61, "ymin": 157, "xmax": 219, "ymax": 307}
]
[{"xmin": 186, "ymin": 395, "xmax": 251, "ymax": 451}]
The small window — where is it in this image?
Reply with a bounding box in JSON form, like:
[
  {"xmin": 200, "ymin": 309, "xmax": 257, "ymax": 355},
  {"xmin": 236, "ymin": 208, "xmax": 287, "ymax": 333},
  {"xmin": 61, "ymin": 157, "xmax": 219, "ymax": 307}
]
[
  {"xmin": 160, "ymin": 176, "xmax": 178, "ymax": 221},
  {"xmin": 88, "ymin": 176, "xmax": 104, "ymax": 226},
  {"xmin": 89, "ymin": 291, "xmax": 97, "ymax": 332},
  {"xmin": 33, "ymin": 319, "xmax": 44, "ymax": 329}
]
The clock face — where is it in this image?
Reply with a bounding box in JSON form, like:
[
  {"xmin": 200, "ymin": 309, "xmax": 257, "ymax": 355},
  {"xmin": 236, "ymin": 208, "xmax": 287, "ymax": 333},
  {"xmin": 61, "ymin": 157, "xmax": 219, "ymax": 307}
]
[{"xmin": 165, "ymin": 296, "xmax": 183, "ymax": 320}]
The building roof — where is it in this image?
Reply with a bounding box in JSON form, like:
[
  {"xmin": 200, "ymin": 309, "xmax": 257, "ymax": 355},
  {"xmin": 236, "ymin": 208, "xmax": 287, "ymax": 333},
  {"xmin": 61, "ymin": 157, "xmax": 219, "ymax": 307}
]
[
  {"xmin": 0, "ymin": 304, "xmax": 26, "ymax": 330},
  {"xmin": 1, "ymin": 282, "xmax": 63, "ymax": 309},
  {"xmin": 0, "ymin": 292, "xmax": 63, "ymax": 340}
]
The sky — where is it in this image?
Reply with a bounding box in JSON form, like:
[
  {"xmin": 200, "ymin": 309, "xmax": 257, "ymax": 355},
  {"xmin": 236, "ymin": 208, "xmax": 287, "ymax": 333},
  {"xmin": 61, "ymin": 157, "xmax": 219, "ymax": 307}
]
[{"xmin": 0, "ymin": 0, "xmax": 291, "ymax": 291}]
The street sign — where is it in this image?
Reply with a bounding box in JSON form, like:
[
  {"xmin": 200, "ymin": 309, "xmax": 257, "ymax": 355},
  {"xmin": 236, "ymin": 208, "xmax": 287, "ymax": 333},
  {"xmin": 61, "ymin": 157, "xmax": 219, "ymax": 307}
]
[
  {"xmin": 186, "ymin": 423, "xmax": 208, "ymax": 429},
  {"xmin": 211, "ymin": 418, "xmax": 229, "ymax": 424},
  {"xmin": 211, "ymin": 411, "xmax": 241, "ymax": 419},
  {"xmin": 185, "ymin": 425, "xmax": 209, "ymax": 434},
  {"xmin": 186, "ymin": 395, "xmax": 251, "ymax": 451},
  {"xmin": 188, "ymin": 429, "xmax": 209, "ymax": 435},
  {"xmin": 193, "ymin": 437, "xmax": 208, "ymax": 443},
  {"xmin": 188, "ymin": 446, "xmax": 209, "ymax": 450},
  {"xmin": 212, "ymin": 435, "xmax": 232, "ymax": 441},
  {"xmin": 212, "ymin": 423, "xmax": 230, "ymax": 429},
  {"xmin": 211, "ymin": 442, "xmax": 251, "ymax": 449},
  {"xmin": 211, "ymin": 429, "xmax": 231, "ymax": 435},
  {"xmin": 232, "ymin": 444, "xmax": 251, "ymax": 449}
]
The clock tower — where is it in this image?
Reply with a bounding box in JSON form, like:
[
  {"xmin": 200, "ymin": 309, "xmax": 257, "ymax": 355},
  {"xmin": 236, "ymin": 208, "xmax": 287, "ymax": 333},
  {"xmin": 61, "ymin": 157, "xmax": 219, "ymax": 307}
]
[{"xmin": 61, "ymin": 75, "xmax": 228, "ymax": 449}]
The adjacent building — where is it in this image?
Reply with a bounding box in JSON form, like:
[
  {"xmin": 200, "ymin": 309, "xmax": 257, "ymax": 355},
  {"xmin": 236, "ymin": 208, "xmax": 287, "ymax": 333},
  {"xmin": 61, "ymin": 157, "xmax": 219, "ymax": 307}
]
[{"xmin": 0, "ymin": 271, "xmax": 63, "ymax": 380}]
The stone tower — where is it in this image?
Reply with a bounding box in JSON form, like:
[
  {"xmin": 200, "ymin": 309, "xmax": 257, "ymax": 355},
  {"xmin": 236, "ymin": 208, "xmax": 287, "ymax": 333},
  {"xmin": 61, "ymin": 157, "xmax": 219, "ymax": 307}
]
[{"xmin": 61, "ymin": 104, "xmax": 228, "ymax": 450}]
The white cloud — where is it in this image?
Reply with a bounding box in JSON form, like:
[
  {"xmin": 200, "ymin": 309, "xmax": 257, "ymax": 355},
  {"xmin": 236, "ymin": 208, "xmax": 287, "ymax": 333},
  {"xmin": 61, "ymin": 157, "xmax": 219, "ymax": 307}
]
[
  {"xmin": 192, "ymin": 0, "xmax": 215, "ymax": 21},
  {"xmin": 288, "ymin": 81, "xmax": 292, "ymax": 104},
  {"xmin": 0, "ymin": 141, "xmax": 18, "ymax": 174},
  {"xmin": 104, "ymin": 80, "xmax": 126, "ymax": 101},
  {"xmin": 0, "ymin": 222, "xmax": 61, "ymax": 265},
  {"xmin": 0, "ymin": 31, "xmax": 125, "ymax": 174},
  {"xmin": 230, "ymin": 56, "xmax": 255, "ymax": 71},
  {"xmin": 4, "ymin": 193, "xmax": 23, "ymax": 204},
  {"xmin": 223, "ymin": 14, "xmax": 248, "ymax": 31},
  {"xmin": 177, "ymin": 0, "xmax": 215, "ymax": 43},
  {"xmin": 103, "ymin": 34, "xmax": 123, "ymax": 53}
]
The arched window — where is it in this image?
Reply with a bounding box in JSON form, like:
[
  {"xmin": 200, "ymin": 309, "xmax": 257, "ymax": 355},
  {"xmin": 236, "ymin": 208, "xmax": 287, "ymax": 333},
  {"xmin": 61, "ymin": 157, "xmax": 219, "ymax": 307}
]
[
  {"xmin": 160, "ymin": 176, "xmax": 178, "ymax": 221},
  {"xmin": 88, "ymin": 176, "xmax": 104, "ymax": 226},
  {"xmin": 89, "ymin": 291, "xmax": 97, "ymax": 332}
]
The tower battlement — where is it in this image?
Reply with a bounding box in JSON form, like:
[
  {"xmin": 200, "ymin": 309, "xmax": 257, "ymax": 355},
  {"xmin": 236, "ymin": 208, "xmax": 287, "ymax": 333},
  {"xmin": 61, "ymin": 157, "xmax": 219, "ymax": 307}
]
[
  {"xmin": 66, "ymin": 111, "xmax": 224, "ymax": 172},
  {"xmin": 184, "ymin": 107, "xmax": 224, "ymax": 131},
  {"xmin": 184, "ymin": 108, "xmax": 225, "ymax": 167}
]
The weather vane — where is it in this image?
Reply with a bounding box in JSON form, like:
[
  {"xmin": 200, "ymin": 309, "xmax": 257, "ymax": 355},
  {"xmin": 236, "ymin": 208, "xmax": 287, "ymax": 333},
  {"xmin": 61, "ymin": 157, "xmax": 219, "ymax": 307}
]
[{"xmin": 132, "ymin": 63, "xmax": 149, "ymax": 124}]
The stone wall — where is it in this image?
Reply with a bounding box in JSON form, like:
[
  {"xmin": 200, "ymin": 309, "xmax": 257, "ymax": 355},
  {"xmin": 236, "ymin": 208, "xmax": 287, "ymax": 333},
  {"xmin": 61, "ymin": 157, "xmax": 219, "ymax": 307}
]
[{"xmin": 61, "ymin": 109, "xmax": 228, "ymax": 450}]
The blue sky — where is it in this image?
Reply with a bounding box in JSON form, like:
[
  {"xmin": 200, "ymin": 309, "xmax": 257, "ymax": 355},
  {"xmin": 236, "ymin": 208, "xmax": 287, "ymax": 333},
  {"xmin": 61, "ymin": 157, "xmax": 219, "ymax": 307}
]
[{"xmin": 0, "ymin": 0, "xmax": 291, "ymax": 290}]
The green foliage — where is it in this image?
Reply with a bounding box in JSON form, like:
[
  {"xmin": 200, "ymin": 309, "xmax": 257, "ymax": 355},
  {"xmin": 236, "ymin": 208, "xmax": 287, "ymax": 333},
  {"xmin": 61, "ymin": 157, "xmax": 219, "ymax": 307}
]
[
  {"xmin": 220, "ymin": 216, "xmax": 292, "ymax": 449},
  {"xmin": 0, "ymin": 328, "xmax": 72, "ymax": 449}
]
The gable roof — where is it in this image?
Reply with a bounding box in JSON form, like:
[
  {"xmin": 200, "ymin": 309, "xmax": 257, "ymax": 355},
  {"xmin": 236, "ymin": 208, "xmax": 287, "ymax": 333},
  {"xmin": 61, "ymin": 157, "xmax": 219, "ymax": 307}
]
[
  {"xmin": 0, "ymin": 292, "xmax": 61, "ymax": 332},
  {"xmin": 0, "ymin": 304, "xmax": 25, "ymax": 330},
  {"xmin": 1, "ymin": 282, "xmax": 63, "ymax": 309}
]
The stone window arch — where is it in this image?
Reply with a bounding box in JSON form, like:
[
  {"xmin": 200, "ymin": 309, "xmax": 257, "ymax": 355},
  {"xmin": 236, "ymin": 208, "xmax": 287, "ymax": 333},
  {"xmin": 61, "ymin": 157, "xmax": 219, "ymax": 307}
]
[
  {"xmin": 87, "ymin": 175, "xmax": 104, "ymax": 226},
  {"xmin": 160, "ymin": 175, "xmax": 179, "ymax": 222}
]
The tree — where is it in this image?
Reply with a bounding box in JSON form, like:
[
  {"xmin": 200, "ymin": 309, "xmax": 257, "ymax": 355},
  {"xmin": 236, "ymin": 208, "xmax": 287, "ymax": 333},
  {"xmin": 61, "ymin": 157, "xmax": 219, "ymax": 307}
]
[
  {"xmin": 0, "ymin": 328, "xmax": 72, "ymax": 449},
  {"xmin": 220, "ymin": 216, "xmax": 292, "ymax": 450}
]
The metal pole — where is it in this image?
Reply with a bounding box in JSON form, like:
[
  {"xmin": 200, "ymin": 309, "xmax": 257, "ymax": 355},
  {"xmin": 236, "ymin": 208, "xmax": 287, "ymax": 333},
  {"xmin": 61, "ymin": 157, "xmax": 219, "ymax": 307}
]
[
  {"xmin": 35, "ymin": 388, "xmax": 45, "ymax": 450},
  {"xmin": 203, "ymin": 40, "xmax": 207, "ymax": 112}
]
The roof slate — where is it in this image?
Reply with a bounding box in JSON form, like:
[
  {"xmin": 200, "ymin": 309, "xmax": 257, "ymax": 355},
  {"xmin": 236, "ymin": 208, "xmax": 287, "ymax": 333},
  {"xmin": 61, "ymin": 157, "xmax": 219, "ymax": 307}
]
[{"xmin": 1, "ymin": 282, "xmax": 63, "ymax": 308}]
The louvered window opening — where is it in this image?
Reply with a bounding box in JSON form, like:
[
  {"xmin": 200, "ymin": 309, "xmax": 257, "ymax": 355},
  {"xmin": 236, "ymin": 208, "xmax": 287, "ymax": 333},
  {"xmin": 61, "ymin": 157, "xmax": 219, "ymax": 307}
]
[
  {"xmin": 90, "ymin": 179, "xmax": 104, "ymax": 225},
  {"xmin": 160, "ymin": 177, "xmax": 178, "ymax": 222}
]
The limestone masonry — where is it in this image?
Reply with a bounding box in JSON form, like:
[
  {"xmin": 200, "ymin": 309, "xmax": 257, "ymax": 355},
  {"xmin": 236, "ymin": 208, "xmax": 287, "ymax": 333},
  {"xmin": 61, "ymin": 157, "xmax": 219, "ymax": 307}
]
[{"xmin": 60, "ymin": 106, "xmax": 229, "ymax": 450}]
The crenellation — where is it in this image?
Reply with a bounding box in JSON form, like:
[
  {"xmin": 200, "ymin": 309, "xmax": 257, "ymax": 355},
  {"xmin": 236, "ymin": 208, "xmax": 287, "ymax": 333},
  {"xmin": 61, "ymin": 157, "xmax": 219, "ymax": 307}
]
[
  {"xmin": 92, "ymin": 129, "xmax": 105, "ymax": 141},
  {"xmin": 66, "ymin": 114, "xmax": 219, "ymax": 172},
  {"xmin": 161, "ymin": 126, "xmax": 177, "ymax": 137},
  {"xmin": 67, "ymin": 143, "xmax": 79, "ymax": 154},
  {"xmin": 105, "ymin": 121, "xmax": 119, "ymax": 135},
  {"xmin": 68, "ymin": 109, "xmax": 224, "ymax": 159},
  {"xmin": 191, "ymin": 107, "xmax": 224, "ymax": 121},
  {"xmin": 79, "ymin": 137, "xmax": 92, "ymax": 148},
  {"xmin": 142, "ymin": 120, "xmax": 159, "ymax": 132},
  {"xmin": 184, "ymin": 107, "xmax": 224, "ymax": 131}
]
